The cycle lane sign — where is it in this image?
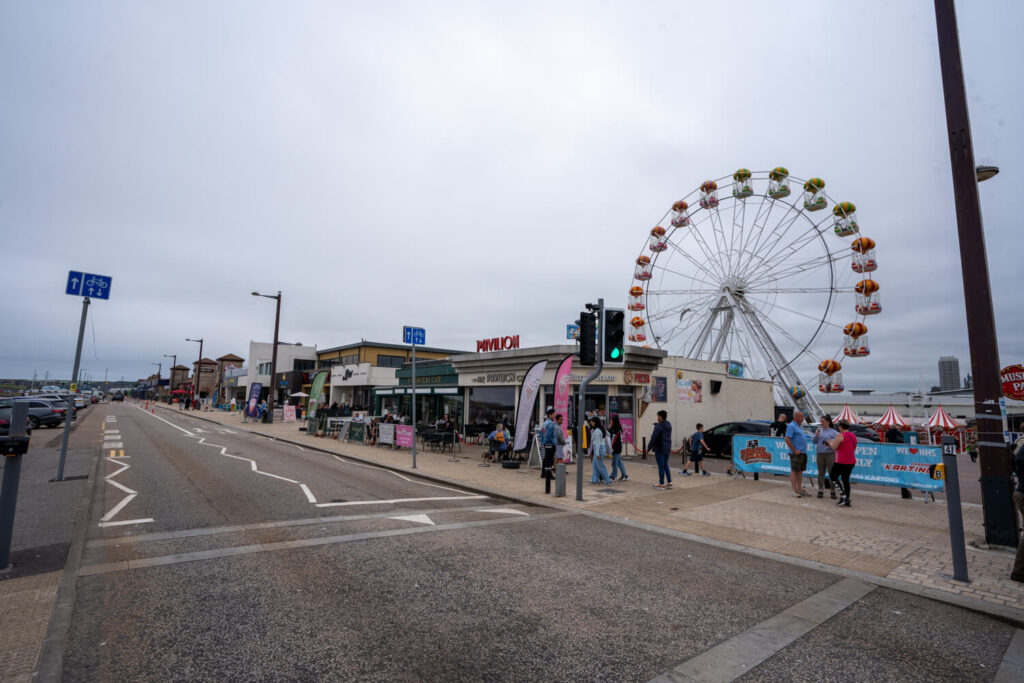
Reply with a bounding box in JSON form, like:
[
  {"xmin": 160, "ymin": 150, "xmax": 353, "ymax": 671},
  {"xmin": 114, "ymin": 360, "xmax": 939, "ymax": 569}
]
[{"xmin": 66, "ymin": 271, "xmax": 112, "ymax": 299}]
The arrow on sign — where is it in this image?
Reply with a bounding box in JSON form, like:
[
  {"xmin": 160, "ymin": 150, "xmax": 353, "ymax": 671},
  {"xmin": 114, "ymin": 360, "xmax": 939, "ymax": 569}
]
[{"xmin": 71, "ymin": 276, "xmax": 79, "ymax": 289}]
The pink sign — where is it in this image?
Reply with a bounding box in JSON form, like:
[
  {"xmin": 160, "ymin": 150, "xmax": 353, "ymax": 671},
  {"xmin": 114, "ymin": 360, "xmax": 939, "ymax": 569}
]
[
  {"xmin": 396, "ymin": 425, "xmax": 415, "ymax": 448},
  {"xmin": 553, "ymin": 355, "xmax": 573, "ymax": 437},
  {"xmin": 620, "ymin": 417, "xmax": 635, "ymax": 447}
]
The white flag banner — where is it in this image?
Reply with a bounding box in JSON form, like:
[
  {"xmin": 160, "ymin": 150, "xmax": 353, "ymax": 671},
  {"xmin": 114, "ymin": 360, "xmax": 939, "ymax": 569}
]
[{"xmin": 513, "ymin": 360, "xmax": 547, "ymax": 452}]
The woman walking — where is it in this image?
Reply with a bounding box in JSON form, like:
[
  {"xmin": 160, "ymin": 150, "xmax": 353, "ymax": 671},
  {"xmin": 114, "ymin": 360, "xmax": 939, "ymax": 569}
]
[
  {"xmin": 607, "ymin": 415, "xmax": 628, "ymax": 481},
  {"xmin": 829, "ymin": 419, "xmax": 858, "ymax": 507},
  {"xmin": 813, "ymin": 415, "xmax": 839, "ymax": 499},
  {"xmin": 588, "ymin": 417, "xmax": 613, "ymax": 485}
]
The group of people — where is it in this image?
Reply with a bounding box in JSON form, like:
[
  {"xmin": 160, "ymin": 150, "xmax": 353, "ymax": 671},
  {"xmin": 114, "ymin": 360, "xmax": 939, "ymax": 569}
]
[{"xmin": 783, "ymin": 411, "xmax": 858, "ymax": 506}]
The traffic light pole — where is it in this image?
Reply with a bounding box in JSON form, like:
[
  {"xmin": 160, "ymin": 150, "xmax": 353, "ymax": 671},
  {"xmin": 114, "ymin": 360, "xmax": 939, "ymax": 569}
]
[{"xmin": 576, "ymin": 299, "xmax": 604, "ymax": 501}]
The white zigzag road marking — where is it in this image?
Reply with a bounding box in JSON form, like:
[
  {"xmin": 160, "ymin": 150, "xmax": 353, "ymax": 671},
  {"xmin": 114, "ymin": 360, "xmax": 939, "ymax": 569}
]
[{"xmin": 99, "ymin": 456, "xmax": 152, "ymax": 526}]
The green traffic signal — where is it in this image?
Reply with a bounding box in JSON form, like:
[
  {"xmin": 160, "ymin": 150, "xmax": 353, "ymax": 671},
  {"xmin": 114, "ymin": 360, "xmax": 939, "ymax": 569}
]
[{"xmin": 610, "ymin": 347, "xmax": 622, "ymax": 360}]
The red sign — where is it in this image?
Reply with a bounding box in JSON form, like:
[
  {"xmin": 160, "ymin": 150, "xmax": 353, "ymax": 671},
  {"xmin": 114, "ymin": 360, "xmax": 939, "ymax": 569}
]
[
  {"xmin": 1001, "ymin": 364, "xmax": 1024, "ymax": 400},
  {"xmin": 477, "ymin": 335, "xmax": 520, "ymax": 352}
]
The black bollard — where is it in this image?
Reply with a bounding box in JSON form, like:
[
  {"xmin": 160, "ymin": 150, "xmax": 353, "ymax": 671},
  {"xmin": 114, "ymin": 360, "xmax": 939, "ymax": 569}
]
[
  {"xmin": 0, "ymin": 402, "xmax": 31, "ymax": 570},
  {"xmin": 642, "ymin": 437, "xmax": 647, "ymax": 460}
]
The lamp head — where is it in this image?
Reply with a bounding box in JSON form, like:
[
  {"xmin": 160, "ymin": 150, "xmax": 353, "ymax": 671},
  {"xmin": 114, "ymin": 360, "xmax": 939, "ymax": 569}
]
[{"xmin": 251, "ymin": 292, "xmax": 260, "ymax": 296}]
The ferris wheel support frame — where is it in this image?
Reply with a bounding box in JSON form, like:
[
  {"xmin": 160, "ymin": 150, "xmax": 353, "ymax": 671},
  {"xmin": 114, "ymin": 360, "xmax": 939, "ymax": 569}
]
[{"xmin": 725, "ymin": 290, "xmax": 825, "ymax": 419}]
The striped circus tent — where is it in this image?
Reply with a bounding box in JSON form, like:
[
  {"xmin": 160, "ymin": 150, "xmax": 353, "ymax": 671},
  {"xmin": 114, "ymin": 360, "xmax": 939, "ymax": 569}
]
[
  {"xmin": 927, "ymin": 405, "xmax": 961, "ymax": 430},
  {"xmin": 873, "ymin": 404, "xmax": 908, "ymax": 428},
  {"xmin": 835, "ymin": 403, "xmax": 859, "ymax": 424}
]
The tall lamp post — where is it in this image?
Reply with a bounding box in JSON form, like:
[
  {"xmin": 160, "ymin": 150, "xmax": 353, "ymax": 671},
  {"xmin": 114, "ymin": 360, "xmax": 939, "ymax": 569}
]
[
  {"xmin": 151, "ymin": 362, "xmax": 162, "ymax": 401},
  {"xmin": 934, "ymin": 0, "xmax": 1016, "ymax": 547},
  {"xmin": 252, "ymin": 291, "xmax": 282, "ymax": 423},
  {"xmin": 186, "ymin": 338, "xmax": 204, "ymax": 406}
]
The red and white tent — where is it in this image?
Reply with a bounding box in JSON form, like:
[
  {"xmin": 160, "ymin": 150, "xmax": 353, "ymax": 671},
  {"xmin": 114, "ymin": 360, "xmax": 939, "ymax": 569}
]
[
  {"xmin": 835, "ymin": 403, "xmax": 859, "ymax": 424},
  {"xmin": 874, "ymin": 404, "xmax": 908, "ymax": 428},
  {"xmin": 927, "ymin": 405, "xmax": 962, "ymax": 430}
]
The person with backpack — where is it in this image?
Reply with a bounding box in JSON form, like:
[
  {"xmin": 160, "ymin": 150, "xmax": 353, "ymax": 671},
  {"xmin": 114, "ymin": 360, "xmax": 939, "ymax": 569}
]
[
  {"xmin": 607, "ymin": 415, "xmax": 628, "ymax": 481},
  {"xmin": 587, "ymin": 416, "xmax": 613, "ymax": 485},
  {"xmin": 689, "ymin": 423, "xmax": 710, "ymax": 476}
]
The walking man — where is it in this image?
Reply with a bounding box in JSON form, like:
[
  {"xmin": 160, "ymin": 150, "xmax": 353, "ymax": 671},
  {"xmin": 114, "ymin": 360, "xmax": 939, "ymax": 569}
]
[
  {"xmin": 650, "ymin": 410, "xmax": 673, "ymax": 489},
  {"xmin": 540, "ymin": 408, "xmax": 557, "ymax": 480},
  {"xmin": 689, "ymin": 423, "xmax": 710, "ymax": 476},
  {"xmin": 785, "ymin": 411, "xmax": 809, "ymax": 497}
]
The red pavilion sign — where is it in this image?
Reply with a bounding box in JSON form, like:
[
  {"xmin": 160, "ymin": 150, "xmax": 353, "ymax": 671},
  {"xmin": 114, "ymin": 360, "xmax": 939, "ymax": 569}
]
[{"xmin": 1000, "ymin": 364, "xmax": 1024, "ymax": 401}]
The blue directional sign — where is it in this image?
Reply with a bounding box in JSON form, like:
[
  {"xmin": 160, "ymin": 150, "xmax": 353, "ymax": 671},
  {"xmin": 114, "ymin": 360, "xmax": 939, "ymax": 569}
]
[
  {"xmin": 66, "ymin": 270, "xmax": 112, "ymax": 299},
  {"xmin": 403, "ymin": 326, "xmax": 426, "ymax": 346}
]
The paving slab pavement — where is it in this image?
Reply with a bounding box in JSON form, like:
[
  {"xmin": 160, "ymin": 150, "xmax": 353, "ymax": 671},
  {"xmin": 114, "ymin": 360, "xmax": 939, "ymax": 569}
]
[{"xmin": 148, "ymin": 400, "xmax": 1024, "ymax": 624}]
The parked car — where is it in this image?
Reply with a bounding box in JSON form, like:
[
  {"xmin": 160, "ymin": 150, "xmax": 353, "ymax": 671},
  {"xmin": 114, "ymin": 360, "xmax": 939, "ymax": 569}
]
[
  {"xmin": 32, "ymin": 394, "xmax": 77, "ymax": 420},
  {"xmin": 112, "ymin": 392, "xmax": 125, "ymax": 402},
  {"xmin": 703, "ymin": 421, "xmax": 772, "ymax": 457},
  {"xmin": 804, "ymin": 422, "xmax": 879, "ymax": 443},
  {"xmin": 0, "ymin": 406, "xmax": 34, "ymax": 436},
  {"xmin": 0, "ymin": 399, "xmax": 67, "ymax": 429}
]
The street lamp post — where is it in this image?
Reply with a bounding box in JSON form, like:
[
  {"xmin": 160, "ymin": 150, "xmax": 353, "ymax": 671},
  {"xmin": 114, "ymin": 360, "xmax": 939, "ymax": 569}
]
[
  {"xmin": 252, "ymin": 291, "xmax": 282, "ymax": 423},
  {"xmin": 151, "ymin": 362, "xmax": 162, "ymax": 401},
  {"xmin": 186, "ymin": 338, "xmax": 204, "ymax": 407},
  {"xmin": 163, "ymin": 354, "xmax": 176, "ymax": 395},
  {"xmin": 934, "ymin": 0, "xmax": 1017, "ymax": 547}
]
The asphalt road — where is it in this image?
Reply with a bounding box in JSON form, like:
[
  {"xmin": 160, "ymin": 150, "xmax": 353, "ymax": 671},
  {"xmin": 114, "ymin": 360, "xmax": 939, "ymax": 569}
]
[{"xmin": 59, "ymin": 403, "xmax": 1020, "ymax": 681}]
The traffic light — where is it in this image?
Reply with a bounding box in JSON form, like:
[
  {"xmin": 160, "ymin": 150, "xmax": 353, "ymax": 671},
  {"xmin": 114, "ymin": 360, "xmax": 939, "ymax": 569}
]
[
  {"xmin": 577, "ymin": 311, "xmax": 596, "ymax": 366},
  {"xmin": 603, "ymin": 308, "xmax": 625, "ymax": 365}
]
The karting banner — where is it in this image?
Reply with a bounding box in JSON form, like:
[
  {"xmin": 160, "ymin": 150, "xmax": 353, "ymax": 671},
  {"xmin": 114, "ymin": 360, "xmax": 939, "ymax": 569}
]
[
  {"xmin": 552, "ymin": 354, "xmax": 573, "ymax": 437},
  {"xmin": 395, "ymin": 424, "xmax": 414, "ymax": 448},
  {"xmin": 732, "ymin": 436, "xmax": 946, "ymax": 492},
  {"xmin": 247, "ymin": 382, "xmax": 262, "ymax": 418},
  {"xmin": 513, "ymin": 360, "xmax": 547, "ymax": 452}
]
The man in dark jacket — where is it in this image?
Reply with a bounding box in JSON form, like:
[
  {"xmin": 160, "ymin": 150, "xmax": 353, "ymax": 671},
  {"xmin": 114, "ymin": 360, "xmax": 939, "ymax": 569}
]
[
  {"xmin": 770, "ymin": 413, "xmax": 788, "ymax": 437},
  {"xmin": 650, "ymin": 410, "xmax": 673, "ymax": 489},
  {"xmin": 1012, "ymin": 437, "xmax": 1024, "ymax": 582}
]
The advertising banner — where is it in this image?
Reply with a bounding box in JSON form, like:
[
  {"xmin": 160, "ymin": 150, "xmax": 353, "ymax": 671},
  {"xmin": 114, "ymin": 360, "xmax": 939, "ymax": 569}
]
[
  {"xmin": 379, "ymin": 423, "xmax": 395, "ymax": 445},
  {"xmin": 676, "ymin": 375, "xmax": 703, "ymax": 403},
  {"xmin": 553, "ymin": 355, "xmax": 573, "ymax": 437},
  {"xmin": 283, "ymin": 405, "xmax": 296, "ymax": 422},
  {"xmin": 620, "ymin": 416, "xmax": 635, "ymax": 447},
  {"xmin": 396, "ymin": 425, "xmax": 414, "ymax": 448},
  {"xmin": 348, "ymin": 422, "xmax": 364, "ymax": 443},
  {"xmin": 653, "ymin": 377, "xmax": 667, "ymax": 402},
  {"xmin": 307, "ymin": 371, "xmax": 328, "ymax": 418},
  {"xmin": 732, "ymin": 436, "xmax": 946, "ymax": 492},
  {"xmin": 513, "ymin": 360, "xmax": 547, "ymax": 452},
  {"xmin": 247, "ymin": 382, "xmax": 262, "ymax": 418}
]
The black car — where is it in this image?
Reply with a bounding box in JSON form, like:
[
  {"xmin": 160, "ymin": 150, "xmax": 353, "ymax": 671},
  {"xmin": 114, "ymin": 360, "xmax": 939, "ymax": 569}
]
[
  {"xmin": 702, "ymin": 421, "xmax": 772, "ymax": 457},
  {"xmin": 112, "ymin": 392, "xmax": 124, "ymax": 401},
  {"xmin": 0, "ymin": 406, "xmax": 34, "ymax": 436}
]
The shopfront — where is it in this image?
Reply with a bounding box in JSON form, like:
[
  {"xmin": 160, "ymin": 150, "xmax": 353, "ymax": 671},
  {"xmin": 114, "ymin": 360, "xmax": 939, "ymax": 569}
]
[
  {"xmin": 330, "ymin": 362, "xmax": 397, "ymax": 410},
  {"xmin": 372, "ymin": 361, "xmax": 464, "ymax": 429}
]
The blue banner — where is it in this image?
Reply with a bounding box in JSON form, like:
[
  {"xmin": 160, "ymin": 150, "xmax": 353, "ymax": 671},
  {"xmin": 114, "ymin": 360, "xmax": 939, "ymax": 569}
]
[
  {"xmin": 732, "ymin": 436, "xmax": 946, "ymax": 492},
  {"xmin": 247, "ymin": 382, "xmax": 263, "ymax": 418}
]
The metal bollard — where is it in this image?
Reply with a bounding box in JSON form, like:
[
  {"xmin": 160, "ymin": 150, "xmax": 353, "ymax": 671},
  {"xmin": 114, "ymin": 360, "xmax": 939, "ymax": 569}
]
[
  {"xmin": 555, "ymin": 463, "xmax": 566, "ymax": 497},
  {"xmin": 642, "ymin": 437, "xmax": 647, "ymax": 460},
  {"xmin": 942, "ymin": 435, "xmax": 969, "ymax": 582}
]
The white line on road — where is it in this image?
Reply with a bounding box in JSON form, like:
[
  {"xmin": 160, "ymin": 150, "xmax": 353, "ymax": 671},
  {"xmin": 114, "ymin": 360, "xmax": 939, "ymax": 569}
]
[
  {"xmin": 316, "ymin": 495, "xmax": 487, "ymax": 508},
  {"xmin": 300, "ymin": 484, "xmax": 317, "ymax": 503},
  {"xmin": 478, "ymin": 508, "xmax": 530, "ymax": 516},
  {"xmin": 330, "ymin": 454, "xmax": 472, "ymax": 495},
  {"xmin": 389, "ymin": 514, "xmax": 435, "ymax": 526},
  {"xmin": 256, "ymin": 470, "xmax": 299, "ymax": 484},
  {"xmin": 98, "ymin": 518, "xmax": 155, "ymax": 528},
  {"xmin": 105, "ymin": 478, "xmax": 136, "ymax": 495},
  {"xmin": 100, "ymin": 493, "xmax": 137, "ymax": 522}
]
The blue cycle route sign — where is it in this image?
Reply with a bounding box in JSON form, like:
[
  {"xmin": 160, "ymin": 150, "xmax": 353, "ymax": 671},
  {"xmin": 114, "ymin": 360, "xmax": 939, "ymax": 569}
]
[
  {"xmin": 403, "ymin": 326, "xmax": 426, "ymax": 346},
  {"xmin": 66, "ymin": 271, "xmax": 112, "ymax": 300}
]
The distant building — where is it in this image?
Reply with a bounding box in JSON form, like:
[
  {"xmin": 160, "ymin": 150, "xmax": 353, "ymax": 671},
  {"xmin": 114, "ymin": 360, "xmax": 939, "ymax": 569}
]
[{"xmin": 938, "ymin": 356, "xmax": 961, "ymax": 391}]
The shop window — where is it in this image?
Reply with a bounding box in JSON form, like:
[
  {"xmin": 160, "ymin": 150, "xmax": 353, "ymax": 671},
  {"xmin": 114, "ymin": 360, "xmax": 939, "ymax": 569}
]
[
  {"xmin": 377, "ymin": 354, "xmax": 406, "ymax": 368},
  {"xmin": 294, "ymin": 359, "xmax": 316, "ymax": 372},
  {"xmin": 257, "ymin": 362, "xmax": 272, "ymax": 375},
  {"xmin": 468, "ymin": 386, "xmax": 515, "ymax": 433},
  {"xmin": 319, "ymin": 358, "xmax": 340, "ymax": 368},
  {"xmin": 341, "ymin": 354, "xmax": 359, "ymax": 366}
]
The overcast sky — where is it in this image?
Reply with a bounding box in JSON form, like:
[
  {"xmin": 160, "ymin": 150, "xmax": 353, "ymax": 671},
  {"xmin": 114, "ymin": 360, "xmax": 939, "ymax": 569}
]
[{"xmin": 1, "ymin": 1, "xmax": 1021, "ymax": 394}]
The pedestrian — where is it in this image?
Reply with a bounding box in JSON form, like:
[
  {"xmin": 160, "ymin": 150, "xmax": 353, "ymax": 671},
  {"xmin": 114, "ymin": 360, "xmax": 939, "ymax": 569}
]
[
  {"xmin": 829, "ymin": 419, "xmax": 858, "ymax": 507},
  {"xmin": 607, "ymin": 415, "xmax": 628, "ymax": 481},
  {"xmin": 885, "ymin": 425, "xmax": 913, "ymax": 499},
  {"xmin": 185, "ymin": 395, "xmax": 191, "ymax": 410},
  {"xmin": 968, "ymin": 443, "xmax": 978, "ymax": 463},
  {"xmin": 1010, "ymin": 436, "xmax": 1024, "ymax": 582},
  {"xmin": 554, "ymin": 414, "xmax": 569, "ymax": 463},
  {"xmin": 230, "ymin": 397, "xmax": 237, "ymax": 413},
  {"xmin": 540, "ymin": 408, "xmax": 557, "ymax": 479},
  {"xmin": 812, "ymin": 415, "xmax": 839, "ymax": 499},
  {"xmin": 649, "ymin": 410, "xmax": 673, "ymax": 489},
  {"xmin": 770, "ymin": 412, "xmax": 788, "ymax": 437},
  {"xmin": 587, "ymin": 417, "xmax": 613, "ymax": 485},
  {"xmin": 785, "ymin": 411, "xmax": 809, "ymax": 497},
  {"xmin": 689, "ymin": 423, "xmax": 710, "ymax": 476}
]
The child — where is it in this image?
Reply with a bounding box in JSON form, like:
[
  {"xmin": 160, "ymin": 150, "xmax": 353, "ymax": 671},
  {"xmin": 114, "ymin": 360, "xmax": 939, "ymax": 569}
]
[{"xmin": 690, "ymin": 423, "xmax": 710, "ymax": 476}]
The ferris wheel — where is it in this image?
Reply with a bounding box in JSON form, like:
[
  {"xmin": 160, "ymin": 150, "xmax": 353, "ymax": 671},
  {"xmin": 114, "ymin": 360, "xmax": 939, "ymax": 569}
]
[{"xmin": 629, "ymin": 168, "xmax": 880, "ymax": 417}]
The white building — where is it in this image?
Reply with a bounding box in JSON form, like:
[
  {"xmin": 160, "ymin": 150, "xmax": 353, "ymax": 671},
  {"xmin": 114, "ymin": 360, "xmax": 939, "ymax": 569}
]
[
  {"xmin": 329, "ymin": 362, "xmax": 399, "ymax": 407},
  {"xmin": 243, "ymin": 341, "xmax": 319, "ymax": 402}
]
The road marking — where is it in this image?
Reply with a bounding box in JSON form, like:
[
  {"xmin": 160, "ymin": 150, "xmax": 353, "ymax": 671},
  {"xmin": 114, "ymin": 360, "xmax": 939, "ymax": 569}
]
[
  {"xmin": 650, "ymin": 578, "xmax": 876, "ymax": 682},
  {"xmin": 99, "ymin": 457, "xmax": 147, "ymax": 525},
  {"xmin": 103, "ymin": 442, "xmax": 124, "ymax": 449},
  {"xmin": 104, "ymin": 430, "xmax": 120, "ymax": 435},
  {"xmin": 255, "ymin": 470, "xmax": 299, "ymax": 484},
  {"xmin": 478, "ymin": 508, "xmax": 530, "ymax": 516},
  {"xmin": 99, "ymin": 518, "xmax": 155, "ymax": 528},
  {"xmin": 85, "ymin": 504, "xmax": 528, "ymax": 547},
  {"xmin": 316, "ymin": 495, "xmax": 487, "ymax": 508},
  {"xmin": 108, "ymin": 449, "xmax": 126, "ymax": 458},
  {"xmin": 389, "ymin": 514, "xmax": 435, "ymax": 526},
  {"xmin": 300, "ymin": 484, "xmax": 317, "ymax": 504},
  {"xmin": 100, "ymin": 493, "xmax": 137, "ymax": 522},
  {"xmin": 78, "ymin": 512, "xmax": 575, "ymax": 575}
]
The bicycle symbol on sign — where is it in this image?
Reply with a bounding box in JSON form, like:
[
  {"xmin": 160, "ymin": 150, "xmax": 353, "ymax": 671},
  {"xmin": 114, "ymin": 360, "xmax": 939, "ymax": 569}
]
[{"xmin": 85, "ymin": 277, "xmax": 109, "ymax": 291}]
